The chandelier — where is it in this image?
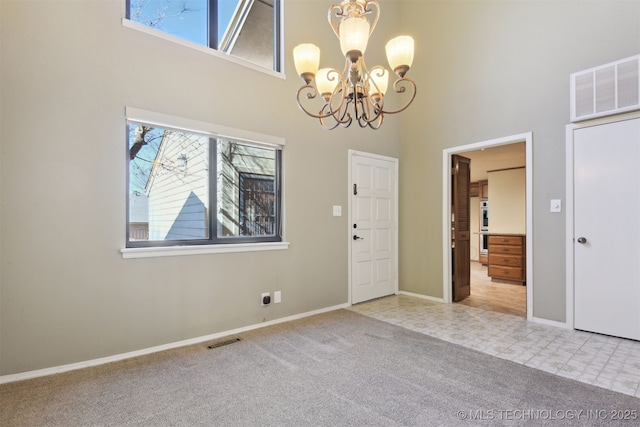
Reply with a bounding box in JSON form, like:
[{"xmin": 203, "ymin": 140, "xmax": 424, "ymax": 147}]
[{"xmin": 293, "ymin": 0, "xmax": 416, "ymax": 130}]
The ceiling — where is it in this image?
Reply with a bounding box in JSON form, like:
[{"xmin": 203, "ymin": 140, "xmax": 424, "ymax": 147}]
[{"xmin": 459, "ymin": 142, "xmax": 526, "ymax": 182}]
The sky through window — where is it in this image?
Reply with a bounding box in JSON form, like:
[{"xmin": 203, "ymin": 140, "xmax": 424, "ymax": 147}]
[{"xmin": 128, "ymin": 0, "xmax": 241, "ymax": 45}]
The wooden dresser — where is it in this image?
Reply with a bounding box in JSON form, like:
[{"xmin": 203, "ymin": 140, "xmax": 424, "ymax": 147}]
[{"xmin": 487, "ymin": 234, "xmax": 526, "ymax": 285}]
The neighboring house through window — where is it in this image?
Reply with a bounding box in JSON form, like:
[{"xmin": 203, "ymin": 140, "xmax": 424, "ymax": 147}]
[
  {"xmin": 239, "ymin": 173, "xmax": 275, "ymax": 236},
  {"xmin": 126, "ymin": 108, "xmax": 283, "ymax": 248},
  {"xmin": 125, "ymin": 0, "xmax": 281, "ymax": 72}
]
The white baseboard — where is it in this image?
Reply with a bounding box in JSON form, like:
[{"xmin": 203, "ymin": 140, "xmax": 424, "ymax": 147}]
[
  {"xmin": 531, "ymin": 316, "xmax": 571, "ymax": 329},
  {"xmin": 0, "ymin": 303, "xmax": 350, "ymax": 385},
  {"xmin": 399, "ymin": 290, "xmax": 446, "ymax": 304}
]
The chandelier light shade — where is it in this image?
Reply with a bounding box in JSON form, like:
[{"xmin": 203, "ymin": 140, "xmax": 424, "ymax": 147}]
[
  {"xmin": 385, "ymin": 35, "xmax": 414, "ymax": 77},
  {"xmin": 293, "ymin": 44, "xmax": 321, "ymax": 84},
  {"xmin": 293, "ymin": 0, "xmax": 417, "ymax": 130},
  {"xmin": 316, "ymin": 68, "xmax": 341, "ymax": 98},
  {"xmin": 339, "ymin": 17, "xmax": 371, "ymax": 62}
]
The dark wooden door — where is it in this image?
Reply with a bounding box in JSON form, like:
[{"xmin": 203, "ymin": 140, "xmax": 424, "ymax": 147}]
[{"xmin": 452, "ymin": 154, "xmax": 471, "ymax": 302}]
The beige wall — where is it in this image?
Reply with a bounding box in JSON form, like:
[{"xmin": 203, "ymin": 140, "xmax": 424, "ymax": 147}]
[
  {"xmin": 398, "ymin": 0, "xmax": 639, "ymax": 322},
  {"xmin": 0, "ymin": 0, "xmax": 401, "ymax": 375},
  {"xmin": 488, "ymin": 168, "xmax": 526, "ymax": 234}
]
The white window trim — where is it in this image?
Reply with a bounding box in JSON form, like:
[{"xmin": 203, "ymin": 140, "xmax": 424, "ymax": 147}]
[
  {"xmin": 125, "ymin": 107, "xmax": 286, "ymax": 147},
  {"xmin": 123, "ymin": 107, "xmax": 288, "ymax": 259},
  {"xmin": 121, "ymin": 242, "xmax": 289, "ymax": 259},
  {"xmin": 121, "ymin": 18, "xmax": 286, "ymax": 81}
]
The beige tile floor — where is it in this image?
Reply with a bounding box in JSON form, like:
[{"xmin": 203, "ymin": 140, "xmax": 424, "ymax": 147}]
[{"xmin": 349, "ymin": 294, "xmax": 640, "ymax": 398}]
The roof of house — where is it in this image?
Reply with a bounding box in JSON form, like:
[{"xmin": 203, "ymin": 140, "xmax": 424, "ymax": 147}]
[{"xmin": 219, "ymin": 0, "xmax": 275, "ymax": 69}]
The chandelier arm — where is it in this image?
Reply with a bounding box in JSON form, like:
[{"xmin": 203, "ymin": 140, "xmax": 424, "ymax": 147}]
[
  {"xmin": 318, "ymin": 109, "xmax": 344, "ymax": 130},
  {"xmin": 338, "ymin": 102, "xmax": 353, "ymax": 127},
  {"xmin": 338, "ymin": 94, "xmax": 354, "ymax": 128},
  {"xmin": 327, "ymin": 4, "xmax": 344, "ymax": 39},
  {"xmin": 328, "ymin": 0, "xmax": 380, "ymax": 39},
  {"xmin": 333, "ymin": 60, "xmax": 356, "ymax": 126},
  {"xmin": 359, "ymin": 106, "xmax": 382, "ymax": 127},
  {"xmin": 362, "ymin": 0, "xmax": 380, "ymax": 35},
  {"xmin": 328, "ymin": 91, "xmax": 352, "ymax": 129},
  {"xmin": 296, "ymin": 84, "xmax": 347, "ymax": 120},
  {"xmin": 359, "ymin": 112, "xmax": 383, "ymax": 128},
  {"xmin": 321, "ymin": 109, "xmax": 352, "ymax": 129},
  {"xmin": 328, "ymin": 76, "xmax": 351, "ymax": 117},
  {"xmin": 323, "ymin": 108, "xmax": 352, "ymax": 129},
  {"xmin": 356, "ymin": 97, "xmax": 368, "ymax": 128},
  {"xmin": 377, "ymin": 77, "xmax": 417, "ymax": 115},
  {"xmin": 358, "ymin": 87, "xmax": 376, "ymax": 128},
  {"xmin": 295, "ymin": 86, "xmax": 335, "ymax": 120},
  {"xmin": 367, "ymin": 113, "xmax": 384, "ymax": 129},
  {"xmin": 328, "ymin": 82, "xmax": 353, "ymax": 125},
  {"xmin": 355, "ymin": 87, "xmax": 384, "ymax": 127},
  {"xmin": 352, "ymin": 84, "xmax": 361, "ymax": 121},
  {"xmin": 315, "ymin": 86, "xmax": 353, "ymax": 130},
  {"xmin": 357, "ymin": 89, "xmax": 371, "ymax": 127},
  {"xmin": 366, "ymin": 65, "xmax": 386, "ymax": 98},
  {"xmin": 357, "ymin": 60, "xmax": 386, "ymax": 125}
]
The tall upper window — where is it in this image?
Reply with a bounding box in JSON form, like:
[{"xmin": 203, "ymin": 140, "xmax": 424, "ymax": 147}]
[
  {"xmin": 126, "ymin": 109, "xmax": 283, "ymax": 248},
  {"xmin": 126, "ymin": 0, "xmax": 281, "ymax": 72}
]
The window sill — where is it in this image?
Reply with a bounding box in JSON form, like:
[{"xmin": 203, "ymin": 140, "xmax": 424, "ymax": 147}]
[
  {"xmin": 121, "ymin": 242, "xmax": 290, "ymax": 259},
  {"xmin": 121, "ymin": 19, "xmax": 285, "ymax": 81}
]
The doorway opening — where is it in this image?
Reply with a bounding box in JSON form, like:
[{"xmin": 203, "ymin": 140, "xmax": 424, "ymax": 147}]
[{"xmin": 443, "ymin": 133, "xmax": 533, "ymax": 320}]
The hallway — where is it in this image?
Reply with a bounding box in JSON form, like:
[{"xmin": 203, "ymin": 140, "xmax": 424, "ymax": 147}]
[{"xmin": 457, "ymin": 261, "xmax": 526, "ymax": 317}]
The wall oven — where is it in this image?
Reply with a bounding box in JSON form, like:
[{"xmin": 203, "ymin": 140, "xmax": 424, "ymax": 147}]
[{"xmin": 480, "ymin": 200, "xmax": 489, "ymax": 254}]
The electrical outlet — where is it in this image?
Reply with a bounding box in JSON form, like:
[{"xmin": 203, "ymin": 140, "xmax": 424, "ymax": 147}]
[
  {"xmin": 274, "ymin": 291, "xmax": 282, "ymax": 304},
  {"xmin": 261, "ymin": 292, "xmax": 271, "ymax": 306}
]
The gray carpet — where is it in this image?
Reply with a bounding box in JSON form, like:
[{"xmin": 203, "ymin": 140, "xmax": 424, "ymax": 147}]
[{"xmin": 1, "ymin": 309, "xmax": 639, "ymax": 426}]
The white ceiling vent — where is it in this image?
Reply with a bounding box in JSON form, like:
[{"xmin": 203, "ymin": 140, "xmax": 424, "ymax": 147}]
[{"xmin": 570, "ymin": 55, "xmax": 640, "ymax": 122}]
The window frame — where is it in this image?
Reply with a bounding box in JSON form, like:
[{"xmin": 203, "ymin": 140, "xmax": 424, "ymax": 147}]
[
  {"xmin": 122, "ymin": 107, "xmax": 288, "ymax": 259},
  {"xmin": 123, "ymin": 0, "xmax": 284, "ymax": 77}
]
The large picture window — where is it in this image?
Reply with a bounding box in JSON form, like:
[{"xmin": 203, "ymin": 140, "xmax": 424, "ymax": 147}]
[
  {"xmin": 125, "ymin": 0, "xmax": 281, "ymax": 72},
  {"xmin": 126, "ymin": 110, "xmax": 283, "ymax": 248}
]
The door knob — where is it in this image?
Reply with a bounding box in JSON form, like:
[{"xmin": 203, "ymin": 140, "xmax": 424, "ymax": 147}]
[
  {"xmin": 353, "ymin": 235, "xmax": 363, "ymax": 240},
  {"xmin": 577, "ymin": 237, "xmax": 587, "ymax": 244}
]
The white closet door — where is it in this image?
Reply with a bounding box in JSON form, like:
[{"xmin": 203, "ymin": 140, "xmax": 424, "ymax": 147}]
[{"xmin": 574, "ymin": 117, "xmax": 640, "ymax": 340}]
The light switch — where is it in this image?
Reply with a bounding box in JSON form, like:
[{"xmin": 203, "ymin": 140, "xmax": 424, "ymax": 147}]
[
  {"xmin": 550, "ymin": 199, "xmax": 562, "ymax": 213},
  {"xmin": 333, "ymin": 205, "xmax": 342, "ymax": 216}
]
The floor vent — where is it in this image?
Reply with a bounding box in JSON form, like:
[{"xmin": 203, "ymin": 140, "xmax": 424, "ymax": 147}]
[
  {"xmin": 207, "ymin": 337, "xmax": 242, "ymax": 349},
  {"xmin": 570, "ymin": 54, "xmax": 640, "ymax": 122}
]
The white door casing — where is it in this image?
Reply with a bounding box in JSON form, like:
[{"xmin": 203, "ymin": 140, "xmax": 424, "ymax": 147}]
[
  {"xmin": 568, "ymin": 115, "xmax": 640, "ymax": 340},
  {"xmin": 349, "ymin": 150, "xmax": 398, "ymax": 304},
  {"xmin": 442, "ymin": 133, "xmax": 533, "ymax": 320}
]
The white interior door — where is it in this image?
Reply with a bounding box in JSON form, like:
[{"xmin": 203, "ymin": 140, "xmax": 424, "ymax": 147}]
[
  {"xmin": 350, "ymin": 151, "xmax": 398, "ymax": 304},
  {"xmin": 573, "ymin": 117, "xmax": 640, "ymax": 340}
]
